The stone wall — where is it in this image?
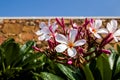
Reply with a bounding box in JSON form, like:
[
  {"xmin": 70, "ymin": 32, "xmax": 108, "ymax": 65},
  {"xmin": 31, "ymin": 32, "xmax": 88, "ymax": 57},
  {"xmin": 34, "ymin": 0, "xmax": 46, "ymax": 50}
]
[
  {"xmin": 0, "ymin": 18, "xmax": 120, "ymax": 49},
  {"xmin": 0, "ymin": 18, "xmax": 81, "ymax": 44}
]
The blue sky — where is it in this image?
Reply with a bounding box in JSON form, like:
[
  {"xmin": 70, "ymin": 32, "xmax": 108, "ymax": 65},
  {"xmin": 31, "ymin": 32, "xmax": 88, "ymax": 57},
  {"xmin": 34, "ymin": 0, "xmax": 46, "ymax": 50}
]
[{"xmin": 0, "ymin": 0, "xmax": 120, "ymax": 16}]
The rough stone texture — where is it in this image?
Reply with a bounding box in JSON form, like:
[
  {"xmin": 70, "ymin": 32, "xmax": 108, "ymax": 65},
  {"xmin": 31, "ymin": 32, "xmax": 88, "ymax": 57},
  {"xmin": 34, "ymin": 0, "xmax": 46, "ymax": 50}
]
[
  {"xmin": 0, "ymin": 18, "xmax": 120, "ymax": 50},
  {"xmin": 22, "ymin": 26, "xmax": 35, "ymax": 32},
  {"xmin": 0, "ymin": 34, "xmax": 5, "ymax": 44},
  {"xmin": 2, "ymin": 23, "xmax": 22, "ymax": 34},
  {"xmin": 19, "ymin": 32, "xmax": 36, "ymax": 42}
]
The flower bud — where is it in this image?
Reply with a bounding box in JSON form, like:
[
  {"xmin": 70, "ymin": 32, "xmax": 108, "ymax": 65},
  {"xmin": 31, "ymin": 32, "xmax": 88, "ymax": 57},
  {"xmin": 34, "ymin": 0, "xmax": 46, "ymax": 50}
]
[
  {"xmin": 101, "ymin": 49, "xmax": 111, "ymax": 54},
  {"xmin": 67, "ymin": 59, "xmax": 73, "ymax": 65},
  {"xmin": 48, "ymin": 40, "xmax": 55, "ymax": 49},
  {"xmin": 32, "ymin": 46, "xmax": 40, "ymax": 51},
  {"xmin": 56, "ymin": 18, "xmax": 63, "ymax": 27},
  {"xmin": 100, "ymin": 33, "xmax": 113, "ymax": 47}
]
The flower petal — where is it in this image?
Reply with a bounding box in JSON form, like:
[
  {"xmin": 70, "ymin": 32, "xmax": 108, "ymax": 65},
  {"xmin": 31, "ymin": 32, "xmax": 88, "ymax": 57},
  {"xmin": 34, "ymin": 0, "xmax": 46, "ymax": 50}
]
[
  {"xmin": 89, "ymin": 27, "xmax": 93, "ymax": 33},
  {"xmin": 113, "ymin": 36, "xmax": 118, "ymax": 42},
  {"xmin": 114, "ymin": 29, "xmax": 120, "ymax": 37},
  {"xmin": 67, "ymin": 48, "xmax": 77, "ymax": 57},
  {"xmin": 111, "ymin": 20, "xmax": 117, "ymax": 30},
  {"xmin": 55, "ymin": 34, "xmax": 67, "ymax": 44},
  {"xmin": 38, "ymin": 34, "xmax": 46, "ymax": 41},
  {"xmin": 94, "ymin": 33, "xmax": 101, "ymax": 38},
  {"xmin": 55, "ymin": 44, "xmax": 67, "ymax": 52},
  {"xmin": 107, "ymin": 23, "xmax": 113, "ymax": 33},
  {"xmin": 69, "ymin": 29, "xmax": 78, "ymax": 42},
  {"xmin": 35, "ymin": 30, "xmax": 43, "ymax": 35},
  {"xmin": 95, "ymin": 20, "xmax": 102, "ymax": 29},
  {"xmin": 39, "ymin": 22, "xmax": 47, "ymax": 28},
  {"xmin": 41, "ymin": 27, "xmax": 50, "ymax": 34},
  {"xmin": 116, "ymin": 37, "xmax": 120, "ymax": 41},
  {"xmin": 45, "ymin": 35, "xmax": 51, "ymax": 41},
  {"xmin": 74, "ymin": 39, "xmax": 86, "ymax": 46},
  {"xmin": 107, "ymin": 20, "xmax": 117, "ymax": 33},
  {"xmin": 51, "ymin": 22, "xmax": 58, "ymax": 32},
  {"xmin": 97, "ymin": 28, "xmax": 108, "ymax": 34}
]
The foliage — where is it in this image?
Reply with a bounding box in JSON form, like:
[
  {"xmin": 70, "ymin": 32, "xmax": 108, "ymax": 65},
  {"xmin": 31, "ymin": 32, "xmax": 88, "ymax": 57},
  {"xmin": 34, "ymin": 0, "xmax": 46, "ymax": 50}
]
[
  {"xmin": 1, "ymin": 18, "xmax": 120, "ymax": 80},
  {"xmin": 0, "ymin": 38, "xmax": 120, "ymax": 80}
]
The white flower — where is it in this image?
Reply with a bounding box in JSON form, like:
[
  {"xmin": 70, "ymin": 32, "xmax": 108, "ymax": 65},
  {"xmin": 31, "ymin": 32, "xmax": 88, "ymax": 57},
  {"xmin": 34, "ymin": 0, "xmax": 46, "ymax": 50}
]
[
  {"xmin": 89, "ymin": 19, "xmax": 108, "ymax": 38},
  {"xmin": 55, "ymin": 29, "xmax": 86, "ymax": 57},
  {"xmin": 107, "ymin": 20, "xmax": 120, "ymax": 42},
  {"xmin": 36, "ymin": 21, "xmax": 58, "ymax": 41}
]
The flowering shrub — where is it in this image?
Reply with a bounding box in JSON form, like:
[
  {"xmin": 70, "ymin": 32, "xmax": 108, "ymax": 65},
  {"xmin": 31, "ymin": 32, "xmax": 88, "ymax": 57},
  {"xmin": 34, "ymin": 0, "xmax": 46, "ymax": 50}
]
[
  {"xmin": 35, "ymin": 18, "xmax": 120, "ymax": 67},
  {"xmin": 1, "ymin": 18, "xmax": 120, "ymax": 80}
]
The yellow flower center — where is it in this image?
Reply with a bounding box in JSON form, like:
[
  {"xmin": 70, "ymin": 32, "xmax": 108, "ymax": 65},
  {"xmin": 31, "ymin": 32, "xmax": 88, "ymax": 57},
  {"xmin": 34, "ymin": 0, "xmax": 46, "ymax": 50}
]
[
  {"xmin": 92, "ymin": 29, "xmax": 97, "ymax": 33},
  {"xmin": 68, "ymin": 42, "xmax": 74, "ymax": 48}
]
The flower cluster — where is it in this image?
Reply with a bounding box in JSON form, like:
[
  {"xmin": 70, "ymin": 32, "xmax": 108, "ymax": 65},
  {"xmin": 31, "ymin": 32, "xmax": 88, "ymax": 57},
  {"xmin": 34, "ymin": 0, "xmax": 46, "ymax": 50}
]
[{"xmin": 35, "ymin": 18, "xmax": 120, "ymax": 67}]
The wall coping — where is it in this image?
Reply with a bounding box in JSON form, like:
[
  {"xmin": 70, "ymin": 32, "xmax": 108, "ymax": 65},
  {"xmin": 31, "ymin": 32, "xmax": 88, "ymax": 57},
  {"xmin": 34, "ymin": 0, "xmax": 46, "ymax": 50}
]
[{"xmin": 0, "ymin": 16, "xmax": 120, "ymax": 19}]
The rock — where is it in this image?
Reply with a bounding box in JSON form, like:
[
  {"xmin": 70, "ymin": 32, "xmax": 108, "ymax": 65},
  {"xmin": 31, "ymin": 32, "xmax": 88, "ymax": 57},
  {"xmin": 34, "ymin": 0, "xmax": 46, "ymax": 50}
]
[
  {"xmin": 4, "ymin": 19, "xmax": 10, "ymax": 23},
  {"xmin": 64, "ymin": 19, "xmax": 70, "ymax": 24},
  {"xmin": 35, "ymin": 19, "xmax": 40, "ymax": 24},
  {"xmin": 0, "ymin": 25, "xmax": 3, "ymax": 29},
  {"xmin": 0, "ymin": 35, "xmax": 6, "ymax": 44},
  {"xmin": 0, "ymin": 19, "xmax": 3, "ymax": 24},
  {"xmin": 19, "ymin": 32, "xmax": 35, "ymax": 41},
  {"xmin": 2, "ymin": 23, "xmax": 22, "ymax": 34},
  {"xmin": 10, "ymin": 19, "xmax": 16, "ymax": 23},
  {"xmin": 22, "ymin": 26, "xmax": 35, "ymax": 32}
]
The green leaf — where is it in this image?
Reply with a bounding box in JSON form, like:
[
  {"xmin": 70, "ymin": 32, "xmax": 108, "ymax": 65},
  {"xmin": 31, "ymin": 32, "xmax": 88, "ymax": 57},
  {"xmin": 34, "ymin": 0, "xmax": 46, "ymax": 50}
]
[
  {"xmin": 38, "ymin": 53, "xmax": 48, "ymax": 62},
  {"xmin": 89, "ymin": 59, "xmax": 96, "ymax": 72},
  {"xmin": 71, "ymin": 67, "xmax": 85, "ymax": 80},
  {"xmin": 18, "ymin": 53, "xmax": 42, "ymax": 67},
  {"xmin": 12, "ymin": 41, "xmax": 35, "ymax": 67},
  {"xmin": 111, "ymin": 54, "xmax": 120, "ymax": 79},
  {"xmin": 109, "ymin": 51, "xmax": 119, "ymax": 70},
  {"xmin": 89, "ymin": 59, "xmax": 102, "ymax": 80},
  {"xmin": 108, "ymin": 48, "xmax": 120, "ymax": 79},
  {"xmin": 33, "ymin": 72, "xmax": 64, "ymax": 80},
  {"xmin": 25, "ymin": 61, "xmax": 45, "ymax": 70},
  {"xmin": 82, "ymin": 63, "xmax": 94, "ymax": 80},
  {"xmin": 20, "ymin": 41, "xmax": 35, "ymax": 54},
  {"xmin": 57, "ymin": 63, "xmax": 76, "ymax": 80},
  {"xmin": 3, "ymin": 42, "xmax": 20, "ymax": 66},
  {"xmin": 108, "ymin": 49, "xmax": 119, "ymax": 79},
  {"xmin": 96, "ymin": 54, "xmax": 112, "ymax": 80},
  {"xmin": 114, "ymin": 57, "xmax": 120, "ymax": 75},
  {"xmin": 0, "ymin": 47, "xmax": 4, "ymax": 68},
  {"xmin": 1, "ymin": 38, "xmax": 15, "ymax": 48},
  {"xmin": 114, "ymin": 45, "xmax": 120, "ymax": 77},
  {"xmin": 117, "ymin": 44, "xmax": 120, "ymax": 54}
]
